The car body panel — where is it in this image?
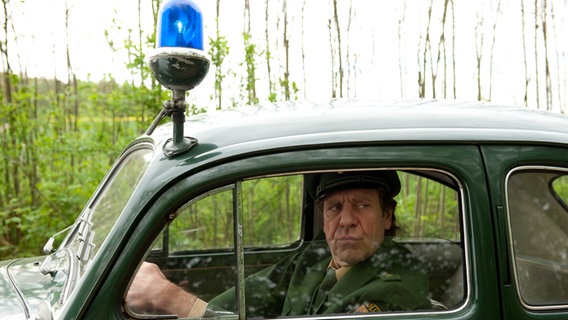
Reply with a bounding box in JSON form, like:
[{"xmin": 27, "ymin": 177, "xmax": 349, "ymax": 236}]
[
  {"xmin": 481, "ymin": 145, "xmax": 568, "ymax": 319},
  {"xmin": 0, "ymin": 259, "xmax": 27, "ymax": 318},
  {"xmin": 79, "ymin": 144, "xmax": 497, "ymax": 319},
  {"xmin": 0, "ymin": 251, "xmax": 70, "ymax": 320}
]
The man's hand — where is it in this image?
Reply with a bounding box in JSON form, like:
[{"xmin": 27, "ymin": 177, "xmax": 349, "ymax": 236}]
[{"xmin": 126, "ymin": 261, "xmax": 196, "ymax": 316}]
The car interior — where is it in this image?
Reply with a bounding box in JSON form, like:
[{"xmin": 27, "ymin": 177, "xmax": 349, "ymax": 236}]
[{"xmin": 145, "ymin": 169, "xmax": 467, "ymax": 315}]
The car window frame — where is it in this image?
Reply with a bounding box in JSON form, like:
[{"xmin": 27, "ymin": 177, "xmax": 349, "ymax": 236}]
[
  {"xmin": 135, "ymin": 168, "xmax": 470, "ymax": 319},
  {"xmin": 156, "ymin": 175, "xmax": 305, "ymax": 255},
  {"xmin": 105, "ymin": 144, "xmax": 488, "ymax": 320}
]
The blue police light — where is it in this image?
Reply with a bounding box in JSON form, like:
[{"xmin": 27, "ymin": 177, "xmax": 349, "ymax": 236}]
[
  {"xmin": 148, "ymin": 0, "xmax": 209, "ymax": 92},
  {"xmin": 146, "ymin": 0, "xmax": 210, "ymax": 157},
  {"xmin": 157, "ymin": 0, "xmax": 203, "ymax": 50}
]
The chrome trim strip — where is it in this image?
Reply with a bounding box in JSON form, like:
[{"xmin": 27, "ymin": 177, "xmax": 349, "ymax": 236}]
[
  {"xmin": 60, "ymin": 248, "xmax": 79, "ymax": 306},
  {"xmin": 6, "ymin": 259, "xmax": 30, "ymax": 319}
]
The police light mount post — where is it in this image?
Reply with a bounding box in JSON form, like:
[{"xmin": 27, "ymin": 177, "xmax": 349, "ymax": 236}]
[{"xmin": 145, "ymin": 0, "xmax": 209, "ymax": 157}]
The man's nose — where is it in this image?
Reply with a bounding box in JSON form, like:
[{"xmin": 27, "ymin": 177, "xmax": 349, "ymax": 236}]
[{"xmin": 339, "ymin": 206, "xmax": 357, "ymax": 226}]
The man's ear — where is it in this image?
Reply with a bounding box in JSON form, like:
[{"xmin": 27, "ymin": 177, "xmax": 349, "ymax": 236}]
[{"xmin": 383, "ymin": 208, "xmax": 393, "ymax": 229}]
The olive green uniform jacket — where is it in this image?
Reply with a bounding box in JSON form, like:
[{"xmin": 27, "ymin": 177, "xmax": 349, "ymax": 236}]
[{"xmin": 210, "ymin": 236, "xmax": 431, "ymax": 317}]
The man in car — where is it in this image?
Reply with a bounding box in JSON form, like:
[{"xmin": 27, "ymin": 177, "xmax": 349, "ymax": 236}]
[{"xmin": 127, "ymin": 170, "xmax": 431, "ymax": 317}]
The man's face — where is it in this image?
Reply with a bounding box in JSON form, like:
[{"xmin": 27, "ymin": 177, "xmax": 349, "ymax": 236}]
[{"xmin": 322, "ymin": 188, "xmax": 392, "ymax": 268}]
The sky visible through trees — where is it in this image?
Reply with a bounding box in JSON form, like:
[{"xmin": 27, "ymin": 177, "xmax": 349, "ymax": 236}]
[{"xmin": 6, "ymin": 0, "xmax": 568, "ymax": 112}]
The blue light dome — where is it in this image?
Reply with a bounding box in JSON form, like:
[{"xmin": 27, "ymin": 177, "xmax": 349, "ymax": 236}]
[{"xmin": 157, "ymin": 0, "xmax": 204, "ymax": 50}]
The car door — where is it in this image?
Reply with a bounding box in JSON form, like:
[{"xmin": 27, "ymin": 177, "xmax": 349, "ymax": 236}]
[
  {"xmin": 83, "ymin": 144, "xmax": 497, "ymax": 319},
  {"xmin": 482, "ymin": 145, "xmax": 568, "ymax": 319}
]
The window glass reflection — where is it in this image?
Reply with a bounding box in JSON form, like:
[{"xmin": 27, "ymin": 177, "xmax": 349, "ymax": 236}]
[
  {"xmin": 132, "ymin": 170, "xmax": 466, "ymax": 318},
  {"xmin": 508, "ymin": 169, "xmax": 568, "ymax": 306}
]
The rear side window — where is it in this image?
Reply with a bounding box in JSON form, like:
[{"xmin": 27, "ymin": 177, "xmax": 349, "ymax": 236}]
[{"xmin": 507, "ymin": 167, "xmax": 568, "ymax": 308}]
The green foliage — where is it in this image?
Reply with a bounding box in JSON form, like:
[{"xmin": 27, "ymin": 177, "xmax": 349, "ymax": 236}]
[
  {"xmin": 396, "ymin": 173, "xmax": 460, "ymax": 241},
  {"xmin": 553, "ymin": 176, "xmax": 568, "ymax": 203},
  {"xmin": 278, "ymin": 78, "xmax": 300, "ymax": 101},
  {"xmin": 164, "ymin": 172, "xmax": 459, "ymax": 255},
  {"xmin": 267, "ymin": 92, "xmax": 278, "ymax": 102},
  {"xmin": 0, "ymin": 14, "xmax": 167, "ymax": 258},
  {"xmin": 0, "ymin": 74, "xmax": 150, "ymax": 259},
  {"xmin": 242, "ymin": 176, "xmax": 302, "ymax": 246},
  {"xmin": 209, "ymin": 29, "xmax": 231, "ymax": 110},
  {"xmin": 169, "ymin": 189, "xmax": 235, "ymax": 250},
  {"xmin": 242, "ymin": 32, "xmax": 259, "ymax": 105},
  {"xmin": 167, "ymin": 176, "xmax": 303, "ymax": 252},
  {"xmin": 0, "ymin": 0, "xmax": 211, "ymax": 259}
]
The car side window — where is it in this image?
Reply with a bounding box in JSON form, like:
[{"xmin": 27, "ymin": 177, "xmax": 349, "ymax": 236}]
[
  {"xmin": 168, "ymin": 186, "xmax": 235, "ymax": 251},
  {"xmin": 135, "ymin": 169, "xmax": 466, "ymax": 319},
  {"xmin": 166, "ymin": 175, "xmax": 303, "ymax": 252},
  {"xmin": 507, "ymin": 168, "xmax": 568, "ymax": 308},
  {"xmin": 241, "ymin": 175, "xmax": 303, "ymax": 247},
  {"xmin": 141, "ymin": 175, "xmax": 304, "ymax": 316},
  {"xmin": 395, "ymin": 172, "xmax": 464, "ymax": 310}
]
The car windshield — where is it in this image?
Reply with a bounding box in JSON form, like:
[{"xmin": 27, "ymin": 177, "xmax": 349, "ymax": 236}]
[{"xmin": 63, "ymin": 145, "xmax": 153, "ymax": 264}]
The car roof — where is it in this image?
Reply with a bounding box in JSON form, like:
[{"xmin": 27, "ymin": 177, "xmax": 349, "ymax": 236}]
[
  {"xmin": 131, "ymin": 98, "xmax": 568, "ymax": 210},
  {"xmin": 148, "ymin": 99, "xmax": 568, "ymax": 156}
]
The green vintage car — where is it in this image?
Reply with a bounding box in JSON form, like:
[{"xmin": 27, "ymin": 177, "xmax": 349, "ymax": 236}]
[
  {"xmin": 3, "ymin": 0, "xmax": 568, "ymax": 318},
  {"xmin": 1, "ymin": 98, "xmax": 568, "ymax": 319}
]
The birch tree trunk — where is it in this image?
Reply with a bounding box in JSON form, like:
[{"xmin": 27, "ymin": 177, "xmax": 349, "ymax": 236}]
[
  {"xmin": 488, "ymin": 0, "xmax": 502, "ymax": 101},
  {"xmin": 521, "ymin": 0, "xmax": 529, "ymax": 106},
  {"xmin": 541, "ymin": 0, "xmax": 552, "ymax": 110},
  {"xmin": 65, "ymin": 1, "xmax": 79, "ymax": 180},
  {"xmin": 265, "ymin": 0, "xmax": 274, "ymax": 100},
  {"xmin": 282, "ymin": 0, "xmax": 290, "ymax": 100},
  {"xmin": 243, "ymin": 0, "xmax": 258, "ymax": 104},
  {"xmin": 332, "ymin": 0, "xmax": 343, "ymax": 97},
  {"xmin": 534, "ymin": 0, "xmax": 541, "ymax": 107}
]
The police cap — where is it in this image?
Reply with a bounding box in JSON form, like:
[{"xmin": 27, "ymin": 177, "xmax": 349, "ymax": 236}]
[{"xmin": 315, "ymin": 170, "xmax": 401, "ymax": 200}]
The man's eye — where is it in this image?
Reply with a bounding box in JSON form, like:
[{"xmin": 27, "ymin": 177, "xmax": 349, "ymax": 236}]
[
  {"xmin": 357, "ymin": 203, "xmax": 370, "ymax": 209},
  {"xmin": 327, "ymin": 204, "xmax": 342, "ymax": 212}
]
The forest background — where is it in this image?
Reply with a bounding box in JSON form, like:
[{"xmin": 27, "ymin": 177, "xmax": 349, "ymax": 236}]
[{"xmin": 0, "ymin": 0, "xmax": 567, "ymax": 258}]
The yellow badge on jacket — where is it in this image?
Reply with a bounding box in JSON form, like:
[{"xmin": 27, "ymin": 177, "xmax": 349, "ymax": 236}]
[{"xmin": 354, "ymin": 303, "xmax": 381, "ymax": 313}]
